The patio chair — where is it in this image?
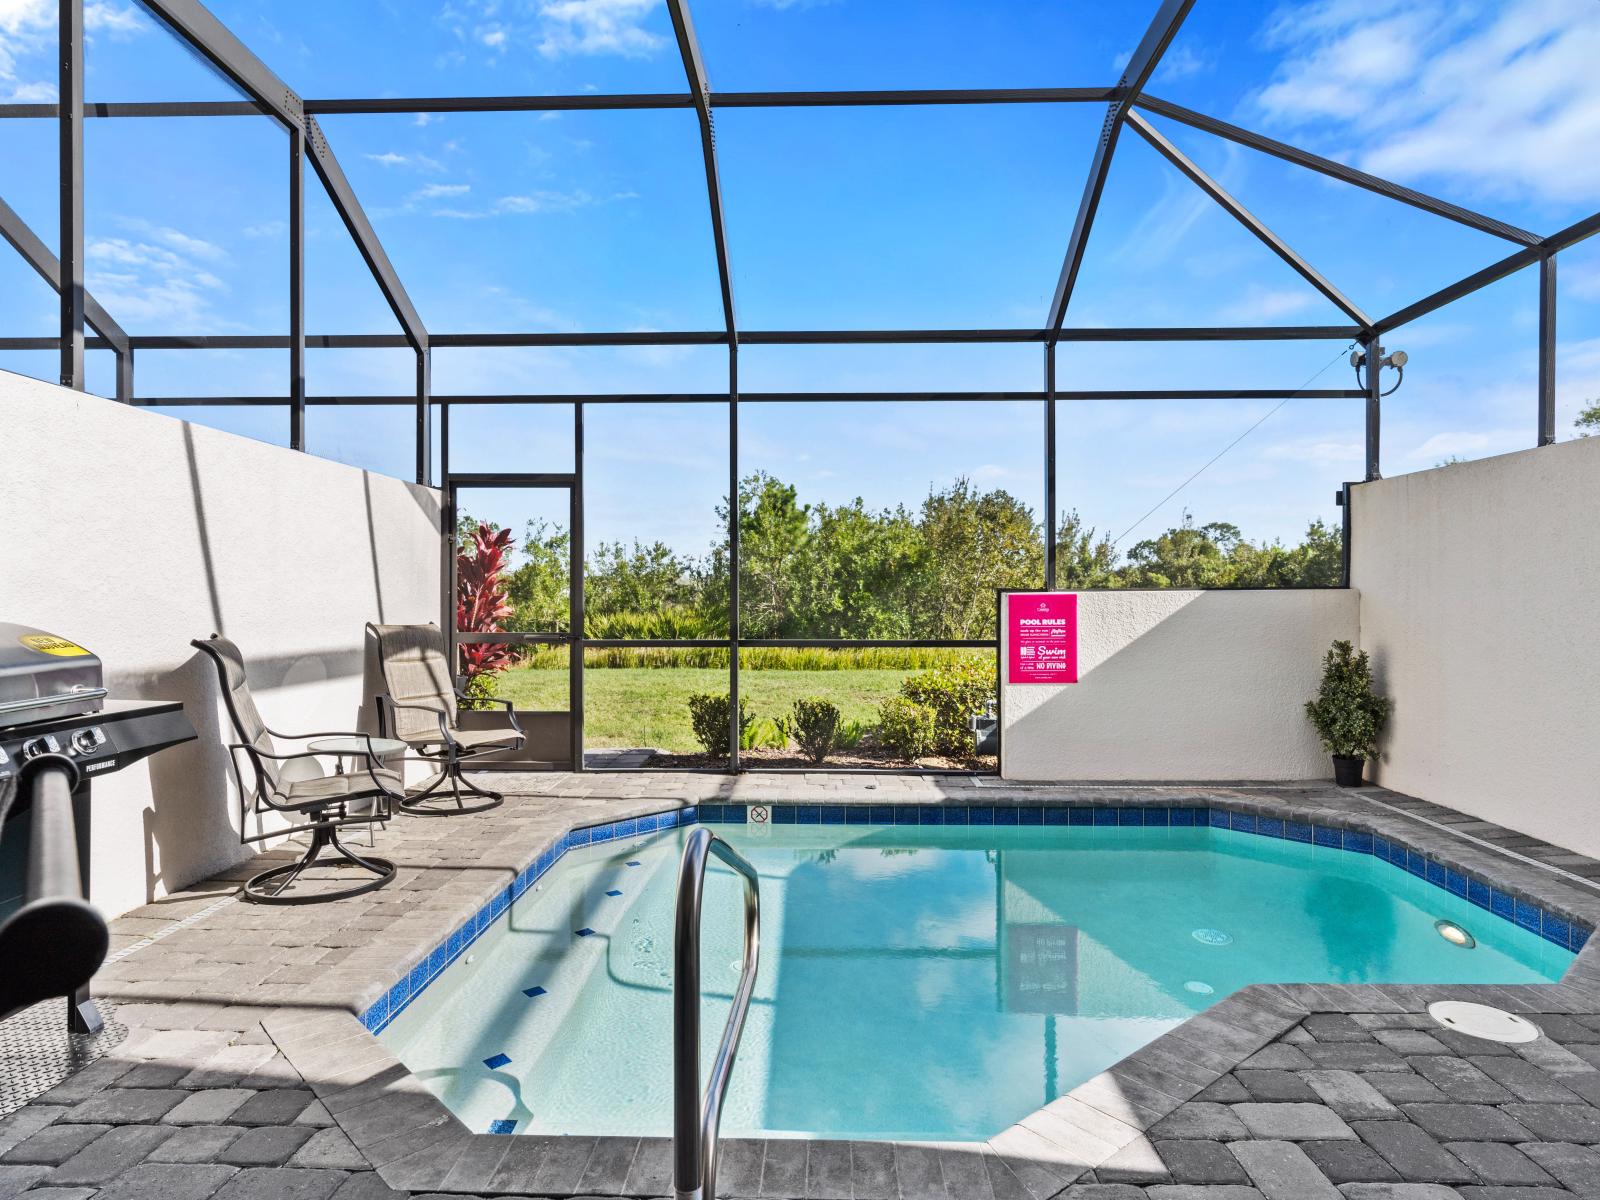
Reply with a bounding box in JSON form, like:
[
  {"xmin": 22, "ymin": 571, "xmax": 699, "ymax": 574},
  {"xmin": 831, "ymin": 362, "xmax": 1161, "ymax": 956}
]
[
  {"xmin": 192, "ymin": 635, "xmax": 399, "ymax": 904},
  {"xmin": 367, "ymin": 622, "xmax": 523, "ymax": 816}
]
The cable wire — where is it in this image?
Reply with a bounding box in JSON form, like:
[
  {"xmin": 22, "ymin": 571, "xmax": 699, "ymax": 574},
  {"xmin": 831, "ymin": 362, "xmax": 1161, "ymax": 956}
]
[{"xmin": 1111, "ymin": 342, "xmax": 1357, "ymax": 547}]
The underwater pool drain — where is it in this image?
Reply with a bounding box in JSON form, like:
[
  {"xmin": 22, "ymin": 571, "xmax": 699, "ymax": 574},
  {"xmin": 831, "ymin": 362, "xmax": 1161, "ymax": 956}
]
[
  {"xmin": 1192, "ymin": 928, "xmax": 1233, "ymax": 946},
  {"xmin": 1428, "ymin": 1000, "xmax": 1540, "ymax": 1043}
]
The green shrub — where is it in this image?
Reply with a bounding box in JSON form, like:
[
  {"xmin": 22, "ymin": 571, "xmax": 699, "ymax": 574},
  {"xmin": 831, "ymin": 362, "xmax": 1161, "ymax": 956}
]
[
  {"xmin": 458, "ymin": 671, "xmax": 499, "ymax": 711},
  {"xmin": 687, "ymin": 692, "xmax": 755, "ymax": 756},
  {"xmin": 835, "ymin": 718, "xmax": 868, "ymax": 751},
  {"xmin": 519, "ymin": 645, "xmax": 991, "ymax": 672},
  {"xmin": 898, "ymin": 657, "xmax": 997, "ymax": 756},
  {"xmin": 877, "ymin": 697, "xmax": 936, "ymax": 761},
  {"xmin": 791, "ymin": 697, "xmax": 843, "ymax": 764},
  {"xmin": 741, "ymin": 715, "xmax": 790, "ymax": 751},
  {"xmin": 1304, "ymin": 640, "xmax": 1392, "ymax": 759}
]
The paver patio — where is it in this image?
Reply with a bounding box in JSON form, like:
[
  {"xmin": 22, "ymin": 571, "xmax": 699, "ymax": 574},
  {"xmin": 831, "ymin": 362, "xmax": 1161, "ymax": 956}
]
[{"xmin": 6, "ymin": 773, "xmax": 1600, "ymax": 1199}]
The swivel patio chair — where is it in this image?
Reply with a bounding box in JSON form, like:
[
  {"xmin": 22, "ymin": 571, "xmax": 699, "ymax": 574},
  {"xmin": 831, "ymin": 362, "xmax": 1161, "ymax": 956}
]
[
  {"xmin": 368, "ymin": 622, "xmax": 524, "ymax": 816},
  {"xmin": 192, "ymin": 635, "xmax": 400, "ymax": 904}
]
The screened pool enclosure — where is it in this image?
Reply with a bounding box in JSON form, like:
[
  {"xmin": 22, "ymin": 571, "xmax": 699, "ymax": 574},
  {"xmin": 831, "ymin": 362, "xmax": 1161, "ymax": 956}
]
[{"xmin": 3, "ymin": 0, "xmax": 1596, "ymax": 769}]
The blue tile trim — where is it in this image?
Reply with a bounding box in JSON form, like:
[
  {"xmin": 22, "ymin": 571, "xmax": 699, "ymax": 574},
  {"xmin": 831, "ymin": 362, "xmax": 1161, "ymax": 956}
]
[
  {"xmin": 483, "ymin": 1053, "xmax": 511, "ymax": 1070},
  {"xmin": 488, "ymin": 1119, "xmax": 517, "ymax": 1135},
  {"xmin": 362, "ymin": 798, "xmax": 1592, "ymax": 1036}
]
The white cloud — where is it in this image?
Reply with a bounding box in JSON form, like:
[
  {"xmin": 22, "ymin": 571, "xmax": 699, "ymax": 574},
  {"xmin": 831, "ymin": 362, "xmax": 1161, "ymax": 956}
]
[
  {"xmin": 1403, "ymin": 429, "xmax": 1522, "ymax": 462},
  {"xmin": 537, "ymin": 0, "xmax": 664, "ymax": 59},
  {"xmin": 85, "ymin": 3, "xmax": 149, "ymax": 36},
  {"xmin": 1251, "ymin": 0, "xmax": 1600, "ymax": 206},
  {"xmin": 0, "ymin": 1, "xmax": 148, "ymax": 100},
  {"xmin": 1218, "ymin": 286, "xmax": 1321, "ymax": 323},
  {"xmin": 365, "ymin": 150, "xmax": 444, "ymax": 171},
  {"xmin": 415, "ymin": 182, "xmax": 471, "ymax": 199},
  {"xmin": 86, "ymin": 234, "xmax": 229, "ymax": 330}
]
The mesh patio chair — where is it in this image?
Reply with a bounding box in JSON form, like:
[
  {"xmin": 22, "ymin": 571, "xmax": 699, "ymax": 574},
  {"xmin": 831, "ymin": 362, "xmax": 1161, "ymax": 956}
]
[
  {"xmin": 368, "ymin": 622, "xmax": 524, "ymax": 815},
  {"xmin": 192, "ymin": 635, "xmax": 400, "ymax": 904}
]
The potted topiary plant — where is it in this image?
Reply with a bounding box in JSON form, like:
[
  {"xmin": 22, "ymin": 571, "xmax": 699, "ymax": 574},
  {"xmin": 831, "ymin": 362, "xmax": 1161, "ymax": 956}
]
[{"xmin": 1304, "ymin": 640, "xmax": 1393, "ymax": 787}]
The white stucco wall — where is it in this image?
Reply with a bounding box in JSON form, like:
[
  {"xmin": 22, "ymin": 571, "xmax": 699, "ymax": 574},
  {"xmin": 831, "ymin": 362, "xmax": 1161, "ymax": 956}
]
[
  {"xmin": 1000, "ymin": 589, "xmax": 1360, "ymax": 781},
  {"xmin": 0, "ymin": 373, "xmax": 443, "ymax": 918},
  {"xmin": 1351, "ymin": 436, "xmax": 1600, "ymax": 859}
]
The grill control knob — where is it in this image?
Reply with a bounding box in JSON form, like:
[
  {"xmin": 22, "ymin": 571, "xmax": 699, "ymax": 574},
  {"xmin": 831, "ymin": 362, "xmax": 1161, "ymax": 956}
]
[
  {"xmin": 21, "ymin": 734, "xmax": 62, "ymax": 759},
  {"xmin": 72, "ymin": 727, "xmax": 106, "ymax": 756}
]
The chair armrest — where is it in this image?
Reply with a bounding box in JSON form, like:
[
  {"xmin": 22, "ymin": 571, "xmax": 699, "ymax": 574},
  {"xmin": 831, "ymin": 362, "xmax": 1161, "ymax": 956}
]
[
  {"xmin": 230, "ymin": 743, "xmax": 402, "ymax": 806},
  {"xmin": 375, "ymin": 695, "xmax": 455, "ymax": 747},
  {"xmin": 452, "ymin": 690, "xmax": 524, "ymax": 736}
]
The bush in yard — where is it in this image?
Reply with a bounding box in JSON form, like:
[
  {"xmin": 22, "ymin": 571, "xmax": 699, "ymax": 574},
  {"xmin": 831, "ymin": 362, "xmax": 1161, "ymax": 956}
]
[
  {"xmin": 877, "ymin": 698, "xmax": 936, "ymax": 761},
  {"xmin": 835, "ymin": 719, "xmax": 868, "ymax": 751},
  {"xmin": 898, "ymin": 657, "xmax": 996, "ymax": 756},
  {"xmin": 792, "ymin": 697, "xmax": 843, "ymax": 764},
  {"xmin": 456, "ymin": 521, "xmax": 517, "ymax": 709},
  {"xmin": 742, "ymin": 715, "xmax": 789, "ymax": 751},
  {"xmin": 688, "ymin": 692, "xmax": 755, "ymax": 757}
]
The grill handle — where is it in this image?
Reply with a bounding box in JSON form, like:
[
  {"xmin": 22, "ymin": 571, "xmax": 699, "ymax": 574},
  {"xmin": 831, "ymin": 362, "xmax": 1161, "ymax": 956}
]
[{"xmin": 0, "ymin": 762, "xmax": 109, "ymax": 1024}]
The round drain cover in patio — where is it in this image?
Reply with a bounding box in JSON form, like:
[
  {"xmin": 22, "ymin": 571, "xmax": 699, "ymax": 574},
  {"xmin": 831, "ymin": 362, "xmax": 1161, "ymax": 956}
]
[{"xmin": 1427, "ymin": 1000, "xmax": 1541, "ymax": 1043}]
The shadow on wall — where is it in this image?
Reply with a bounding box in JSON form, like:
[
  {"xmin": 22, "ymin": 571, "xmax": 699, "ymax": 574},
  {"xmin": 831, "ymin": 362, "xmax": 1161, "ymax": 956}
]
[{"xmin": 1003, "ymin": 591, "xmax": 1341, "ymax": 781}]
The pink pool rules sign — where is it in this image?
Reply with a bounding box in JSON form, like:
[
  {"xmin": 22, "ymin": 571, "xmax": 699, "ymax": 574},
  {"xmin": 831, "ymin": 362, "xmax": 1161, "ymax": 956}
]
[{"xmin": 1008, "ymin": 593, "xmax": 1079, "ymax": 684}]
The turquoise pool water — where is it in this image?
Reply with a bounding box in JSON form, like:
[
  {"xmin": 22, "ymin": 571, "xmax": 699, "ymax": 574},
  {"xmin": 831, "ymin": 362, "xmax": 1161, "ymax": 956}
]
[{"xmin": 381, "ymin": 822, "xmax": 1572, "ymax": 1141}]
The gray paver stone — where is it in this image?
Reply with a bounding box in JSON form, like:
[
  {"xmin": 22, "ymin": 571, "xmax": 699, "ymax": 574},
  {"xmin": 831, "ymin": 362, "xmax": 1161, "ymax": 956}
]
[
  {"xmin": 147, "ymin": 1126, "xmax": 246, "ymax": 1164},
  {"xmin": 164, "ymin": 1089, "xmax": 255, "ymax": 1126},
  {"xmin": 1058, "ymin": 1187, "xmax": 1147, "ymax": 1199},
  {"xmin": 1303, "ymin": 1045, "xmax": 1409, "ymax": 1072},
  {"xmin": 0, "ymin": 1123, "xmax": 110, "ymax": 1165},
  {"xmin": 1241, "ymin": 1046, "xmax": 1314, "ymax": 1070},
  {"xmin": 58, "ymin": 1089, "xmax": 186, "ymax": 1125},
  {"xmin": 290, "ymin": 1127, "xmax": 369, "ymax": 1171},
  {"xmin": 1096, "ymin": 1135, "xmax": 1170, "ymax": 1185},
  {"xmin": 1236, "ymin": 1071, "xmax": 1318, "ymax": 1102},
  {"xmin": 1233, "ymin": 1104, "xmax": 1357, "ymax": 1141},
  {"xmin": 1144, "ymin": 1187, "xmax": 1266, "ymax": 1199},
  {"xmin": 1501, "ymin": 1102, "xmax": 1600, "ymax": 1143},
  {"xmin": 1150, "ymin": 1104, "xmax": 1250, "ymax": 1141},
  {"xmin": 218, "ymin": 1125, "xmax": 315, "ymax": 1166},
  {"xmin": 51, "ymin": 1125, "xmax": 178, "ymax": 1186},
  {"xmin": 1350, "ymin": 1122, "xmax": 1474, "ymax": 1185},
  {"xmin": 1230, "ymin": 1139, "xmax": 1341, "ymax": 1200},
  {"xmin": 1366, "ymin": 1074, "xmax": 1451, "ymax": 1105},
  {"xmin": 209, "ymin": 1166, "xmax": 349, "ymax": 1200},
  {"xmin": 1303, "ymin": 1072, "xmax": 1402, "ymax": 1120},
  {"xmin": 1468, "ymin": 1058, "xmax": 1580, "ymax": 1104},
  {"xmin": 1374, "ymin": 1032, "xmax": 1451, "ymax": 1056},
  {"xmin": 228, "ymin": 1089, "xmax": 315, "ymax": 1127},
  {"xmin": 1401, "ymin": 1104, "xmax": 1535, "ymax": 1143},
  {"xmin": 0, "ymin": 1165, "xmax": 50, "ymax": 1199},
  {"xmin": 0, "ymin": 1106, "xmax": 66, "ymax": 1157},
  {"xmin": 113, "ymin": 1064, "xmax": 192, "ymax": 1089},
  {"xmin": 1452, "ymin": 1188, "xmax": 1586, "ymax": 1199},
  {"xmin": 1301, "ymin": 1139, "xmax": 1402, "ymax": 1184},
  {"xmin": 1441, "ymin": 1142, "xmax": 1552, "ymax": 1186},
  {"xmin": 1409, "ymin": 1059, "xmax": 1514, "ymax": 1104},
  {"xmin": 1306, "ymin": 1016, "xmax": 1372, "ymax": 1043},
  {"xmin": 1338, "ymin": 1187, "xmax": 1465, "ymax": 1199},
  {"xmin": 17, "ymin": 1189, "xmax": 97, "ymax": 1199},
  {"xmin": 326, "ymin": 1172, "xmax": 406, "ymax": 1200},
  {"xmin": 1518, "ymin": 1141, "xmax": 1600, "ymax": 1193},
  {"xmin": 92, "ymin": 1163, "xmax": 241, "ymax": 1200},
  {"xmin": 1158, "ymin": 1140, "xmax": 1251, "ymax": 1184}
]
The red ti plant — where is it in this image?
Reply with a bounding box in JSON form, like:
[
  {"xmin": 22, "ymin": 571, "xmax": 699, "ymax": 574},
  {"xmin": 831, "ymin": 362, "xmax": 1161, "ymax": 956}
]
[{"xmin": 456, "ymin": 522, "xmax": 517, "ymax": 705}]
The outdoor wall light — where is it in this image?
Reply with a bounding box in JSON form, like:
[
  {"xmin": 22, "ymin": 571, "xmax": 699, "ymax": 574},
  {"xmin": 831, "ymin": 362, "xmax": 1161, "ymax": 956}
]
[{"xmin": 1434, "ymin": 919, "xmax": 1476, "ymax": 948}]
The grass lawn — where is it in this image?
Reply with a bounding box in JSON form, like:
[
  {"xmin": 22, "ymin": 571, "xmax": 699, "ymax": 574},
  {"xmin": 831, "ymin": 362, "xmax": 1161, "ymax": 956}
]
[{"xmin": 493, "ymin": 665, "xmax": 921, "ymax": 751}]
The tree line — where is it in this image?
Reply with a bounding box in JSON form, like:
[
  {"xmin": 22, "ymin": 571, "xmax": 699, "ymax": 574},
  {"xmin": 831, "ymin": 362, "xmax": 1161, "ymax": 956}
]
[{"xmin": 471, "ymin": 472, "xmax": 1343, "ymax": 643}]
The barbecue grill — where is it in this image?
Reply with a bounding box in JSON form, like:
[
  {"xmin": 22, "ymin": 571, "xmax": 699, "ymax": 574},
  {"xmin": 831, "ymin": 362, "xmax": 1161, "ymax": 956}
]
[{"xmin": 0, "ymin": 623, "xmax": 194, "ymax": 1032}]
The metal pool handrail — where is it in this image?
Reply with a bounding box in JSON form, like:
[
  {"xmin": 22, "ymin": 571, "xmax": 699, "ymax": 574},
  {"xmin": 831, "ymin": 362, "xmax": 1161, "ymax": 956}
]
[{"xmin": 674, "ymin": 826, "xmax": 761, "ymax": 1200}]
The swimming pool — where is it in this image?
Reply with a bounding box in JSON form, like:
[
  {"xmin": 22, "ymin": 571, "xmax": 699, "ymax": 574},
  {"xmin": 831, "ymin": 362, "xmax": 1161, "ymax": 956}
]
[{"xmin": 379, "ymin": 810, "xmax": 1575, "ymax": 1142}]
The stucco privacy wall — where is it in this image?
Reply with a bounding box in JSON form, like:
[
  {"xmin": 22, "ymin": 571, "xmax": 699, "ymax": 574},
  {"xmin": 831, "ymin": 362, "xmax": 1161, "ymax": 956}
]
[
  {"xmin": 1000, "ymin": 589, "xmax": 1359, "ymax": 780},
  {"xmin": 0, "ymin": 372, "xmax": 443, "ymax": 918},
  {"xmin": 1351, "ymin": 435, "xmax": 1600, "ymax": 860}
]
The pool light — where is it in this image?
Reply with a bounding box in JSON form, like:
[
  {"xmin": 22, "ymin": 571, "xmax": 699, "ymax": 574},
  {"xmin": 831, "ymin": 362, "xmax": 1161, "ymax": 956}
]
[{"xmin": 1434, "ymin": 919, "xmax": 1476, "ymax": 948}]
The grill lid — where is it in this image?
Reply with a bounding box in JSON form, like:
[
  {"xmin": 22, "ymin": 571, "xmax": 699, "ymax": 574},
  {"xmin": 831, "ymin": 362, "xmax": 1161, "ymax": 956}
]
[{"xmin": 0, "ymin": 624, "xmax": 106, "ymax": 726}]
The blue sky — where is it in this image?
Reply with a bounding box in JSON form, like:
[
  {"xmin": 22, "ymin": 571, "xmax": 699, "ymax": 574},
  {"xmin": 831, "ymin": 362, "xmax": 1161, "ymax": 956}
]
[{"xmin": 1, "ymin": 0, "xmax": 1598, "ymax": 560}]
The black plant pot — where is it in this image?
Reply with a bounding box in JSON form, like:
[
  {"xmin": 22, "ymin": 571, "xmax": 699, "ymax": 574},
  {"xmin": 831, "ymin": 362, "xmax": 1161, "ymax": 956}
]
[{"xmin": 1332, "ymin": 755, "xmax": 1366, "ymax": 788}]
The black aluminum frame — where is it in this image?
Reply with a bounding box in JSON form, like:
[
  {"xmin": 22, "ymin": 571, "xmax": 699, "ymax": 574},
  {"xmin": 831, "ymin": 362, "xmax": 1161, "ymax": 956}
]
[{"xmin": 7, "ymin": 0, "xmax": 1599, "ymax": 774}]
